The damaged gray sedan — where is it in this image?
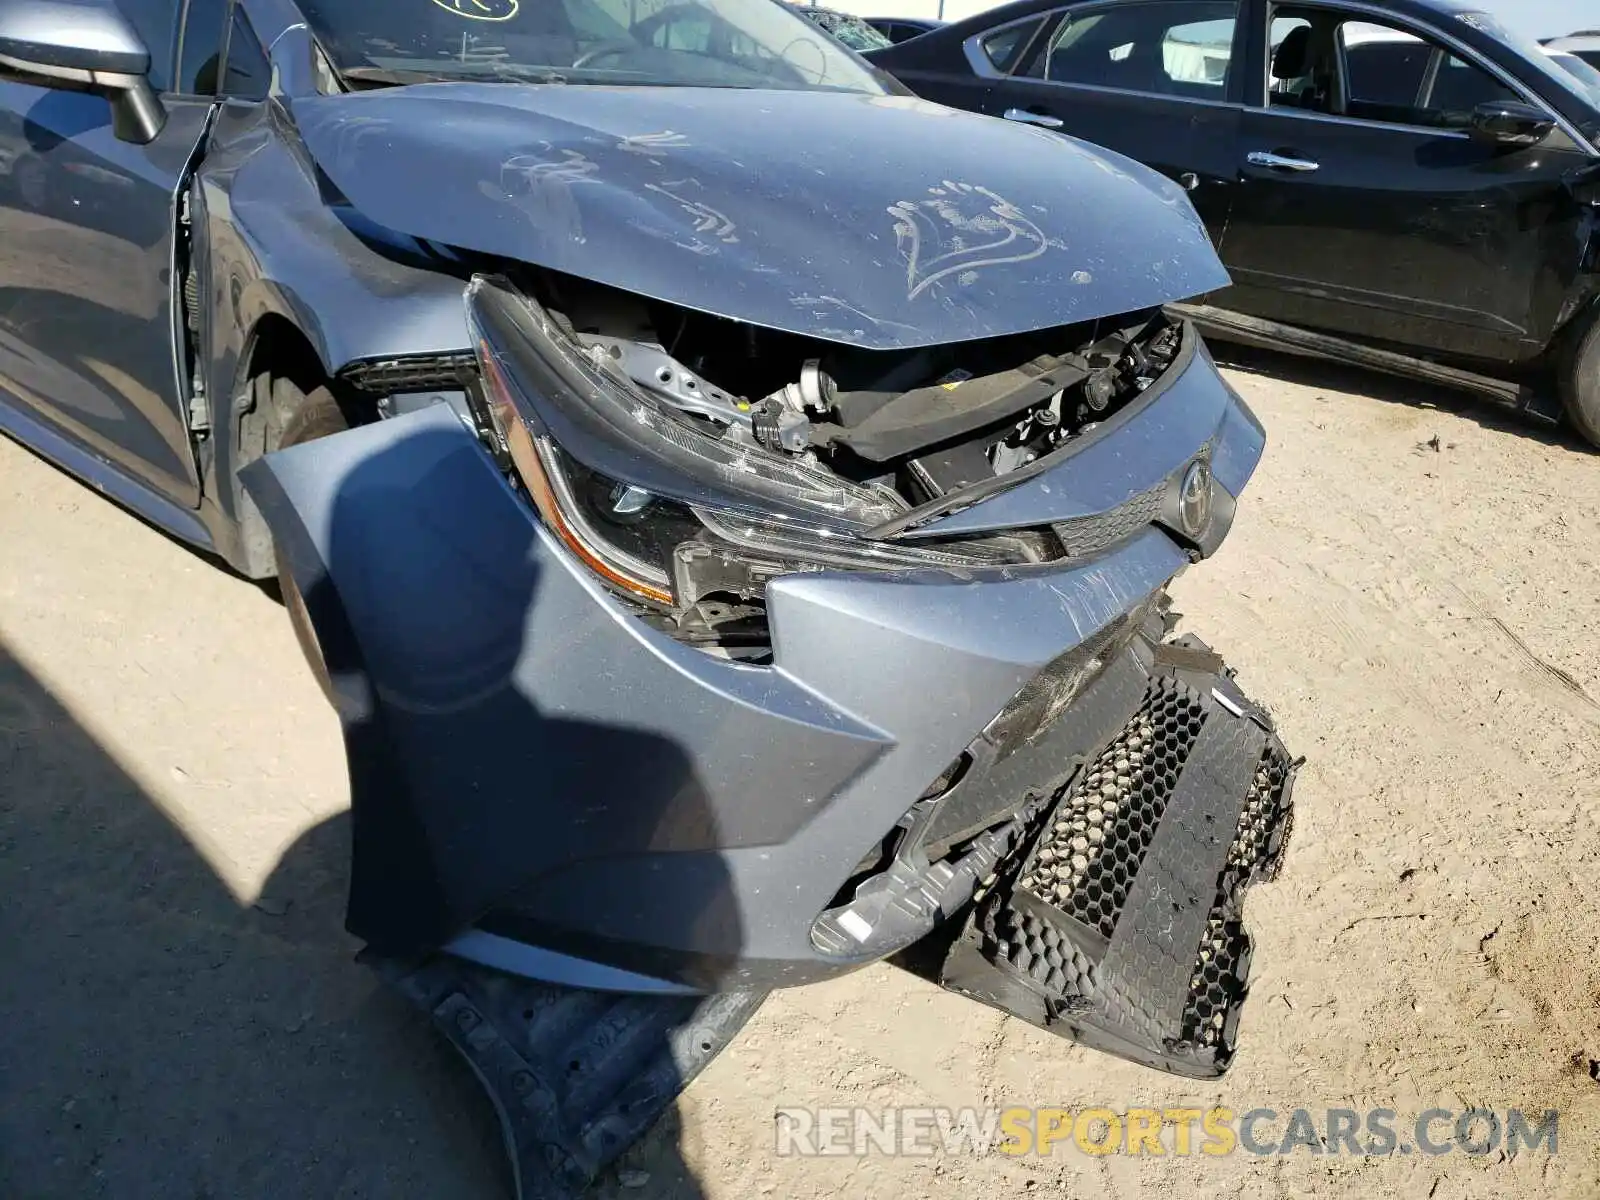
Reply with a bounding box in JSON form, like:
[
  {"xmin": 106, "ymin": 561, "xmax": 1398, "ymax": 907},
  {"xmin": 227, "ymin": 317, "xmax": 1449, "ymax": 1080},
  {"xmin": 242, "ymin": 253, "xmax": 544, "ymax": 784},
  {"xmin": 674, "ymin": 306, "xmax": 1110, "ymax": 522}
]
[{"xmin": 0, "ymin": 0, "xmax": 1299, "ymax": 1192}]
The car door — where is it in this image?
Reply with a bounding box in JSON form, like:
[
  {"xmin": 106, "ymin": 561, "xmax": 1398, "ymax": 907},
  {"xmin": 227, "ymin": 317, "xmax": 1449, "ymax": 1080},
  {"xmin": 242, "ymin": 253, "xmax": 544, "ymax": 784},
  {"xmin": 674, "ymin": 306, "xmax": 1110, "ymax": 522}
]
[
  {"xmin": 0, "ymin": 0, "xmax": 214, "ymax": 507},
  {"xmin": 935, "ymin": 0, "xmax": 1247, "ymax": 249},
  {"xmin": 1218, "ymin": 4, "xmax": 1594, "ymax": 364}
]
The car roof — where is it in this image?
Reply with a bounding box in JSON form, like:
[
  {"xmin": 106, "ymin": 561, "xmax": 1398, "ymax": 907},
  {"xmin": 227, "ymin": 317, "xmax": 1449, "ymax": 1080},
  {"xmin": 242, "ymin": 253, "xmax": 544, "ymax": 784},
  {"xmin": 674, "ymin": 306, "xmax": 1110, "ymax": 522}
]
[{"xmin": 1547, "ymin": 34, "xmax": 1600, "ymax": 52}]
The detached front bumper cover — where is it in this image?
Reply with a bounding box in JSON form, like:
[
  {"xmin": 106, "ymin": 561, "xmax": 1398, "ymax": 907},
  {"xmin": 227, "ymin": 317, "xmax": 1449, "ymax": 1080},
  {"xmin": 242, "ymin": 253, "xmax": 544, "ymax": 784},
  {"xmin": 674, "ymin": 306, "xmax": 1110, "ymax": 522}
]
[{"xmin": 922, "ymin": 634, "xmax": 1299, "ymax": 1078}]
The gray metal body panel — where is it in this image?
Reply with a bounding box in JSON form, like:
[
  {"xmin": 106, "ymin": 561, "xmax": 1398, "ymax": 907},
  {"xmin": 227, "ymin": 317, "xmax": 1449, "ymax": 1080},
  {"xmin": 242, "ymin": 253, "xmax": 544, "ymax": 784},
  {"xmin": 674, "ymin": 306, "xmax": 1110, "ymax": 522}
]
[{"xmin": 286, "ymin": 82, "xmax": 1228, "ymax": 350}]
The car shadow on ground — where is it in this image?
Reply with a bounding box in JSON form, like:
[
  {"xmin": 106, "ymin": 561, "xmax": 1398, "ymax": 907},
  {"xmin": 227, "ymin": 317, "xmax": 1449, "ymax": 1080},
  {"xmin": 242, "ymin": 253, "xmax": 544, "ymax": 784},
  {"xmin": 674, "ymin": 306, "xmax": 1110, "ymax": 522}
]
[
  {"xmin": 1209, "ymin": 342, "xmax": 1598, "ymax": 455},
  {"xmin": 0, "ymin": 641, "xmax": 513, "ymax": 1197},
  {"xmin": 0, "ymin": 423, "xmax": 731, "ymax": 1200}
]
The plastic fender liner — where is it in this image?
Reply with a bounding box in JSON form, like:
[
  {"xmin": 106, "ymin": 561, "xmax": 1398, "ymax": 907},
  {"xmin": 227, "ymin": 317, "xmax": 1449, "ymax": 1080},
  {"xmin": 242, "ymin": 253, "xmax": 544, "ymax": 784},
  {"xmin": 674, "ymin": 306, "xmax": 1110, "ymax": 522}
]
[{"xmin": 371, "ymin": 952, "xmax": 766, "ymax": 1200}]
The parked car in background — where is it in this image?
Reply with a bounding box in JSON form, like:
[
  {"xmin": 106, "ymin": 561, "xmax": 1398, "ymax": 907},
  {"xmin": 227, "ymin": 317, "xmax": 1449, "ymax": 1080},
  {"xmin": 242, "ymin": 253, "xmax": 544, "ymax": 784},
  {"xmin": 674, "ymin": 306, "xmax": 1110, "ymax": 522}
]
[
  {"xmin": 870, "ymin": 0, "xmax": 1600, "ymax": 446},
  {"xmin": 1544, "ymin": 32, "xmax": 1600, "ymax": 70},
  {"xmin": 788, "ymin": 4, "xmax": 894, "ymax": 50},
  {"xmin": 1545, "ymin": 43, "xmax": 1600, "ymax": 91},
  {"xmin": 867, "ymin": 15, "xmax": 947, "ymax": 42}
]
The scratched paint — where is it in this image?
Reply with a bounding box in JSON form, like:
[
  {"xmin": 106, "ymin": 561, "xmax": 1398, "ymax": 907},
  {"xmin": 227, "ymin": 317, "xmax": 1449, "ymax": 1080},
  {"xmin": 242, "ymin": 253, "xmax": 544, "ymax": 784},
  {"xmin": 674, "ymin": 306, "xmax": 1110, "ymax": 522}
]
[
  {"xmin": 888, "ymin": 182, "xmax": 1051, "ymax": 301},
  {"xmin": 428, "ymin": 0, "xmax": 519, "ymax": 21}
]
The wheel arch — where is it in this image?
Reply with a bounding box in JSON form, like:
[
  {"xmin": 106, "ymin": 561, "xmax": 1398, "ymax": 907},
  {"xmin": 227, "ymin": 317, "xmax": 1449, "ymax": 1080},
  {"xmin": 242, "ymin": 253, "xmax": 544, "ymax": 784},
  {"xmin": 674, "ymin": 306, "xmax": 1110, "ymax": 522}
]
[
  {"xmin": 205, "ymin": 309, "xmax": 341, "ymax": 579},
  {"xmin": 187, "ymin": 127, "xmax": 474, "ymax": 575}
]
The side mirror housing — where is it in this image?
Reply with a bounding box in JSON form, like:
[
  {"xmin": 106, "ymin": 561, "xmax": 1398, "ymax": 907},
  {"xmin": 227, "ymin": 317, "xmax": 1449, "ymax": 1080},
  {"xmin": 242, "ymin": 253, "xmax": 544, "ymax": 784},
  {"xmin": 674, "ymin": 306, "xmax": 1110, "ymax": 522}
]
[
  {"xmin": 0, "ymin": 0, "xmax": 166, "ymax": 144},
  {"xmin": 1468, "ymin": 99, "xmax": 1555, "ymax": 148}
]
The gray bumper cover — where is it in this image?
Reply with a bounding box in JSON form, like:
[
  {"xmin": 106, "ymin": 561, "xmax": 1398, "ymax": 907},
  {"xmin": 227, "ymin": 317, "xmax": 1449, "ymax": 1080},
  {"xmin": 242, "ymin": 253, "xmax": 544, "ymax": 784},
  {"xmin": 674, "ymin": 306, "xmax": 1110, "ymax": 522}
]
[{"xmin": 241, "ymin": 344, "xmax": 1263, "ymax": 993}]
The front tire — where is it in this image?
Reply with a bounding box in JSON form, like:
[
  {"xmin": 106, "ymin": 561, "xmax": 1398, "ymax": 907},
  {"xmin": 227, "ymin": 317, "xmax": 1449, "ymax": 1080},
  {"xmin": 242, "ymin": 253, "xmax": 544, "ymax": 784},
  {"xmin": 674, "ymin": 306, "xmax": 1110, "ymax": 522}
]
[{"xmin": 1559, "ymin": 308, "xmax": 1600, "ymax": 449}]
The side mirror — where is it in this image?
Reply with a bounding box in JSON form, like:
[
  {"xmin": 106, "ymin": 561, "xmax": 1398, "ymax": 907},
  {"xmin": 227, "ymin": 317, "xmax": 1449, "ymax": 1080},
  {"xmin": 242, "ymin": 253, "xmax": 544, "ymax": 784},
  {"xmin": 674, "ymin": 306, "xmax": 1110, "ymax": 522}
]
[
  {"xmin": 0, "ymin": 0, "xmax": 166, "ymax": 144},
  {"xmin": 1468, "ymin": 99, "xmax": 1555, "ymax": 148}
]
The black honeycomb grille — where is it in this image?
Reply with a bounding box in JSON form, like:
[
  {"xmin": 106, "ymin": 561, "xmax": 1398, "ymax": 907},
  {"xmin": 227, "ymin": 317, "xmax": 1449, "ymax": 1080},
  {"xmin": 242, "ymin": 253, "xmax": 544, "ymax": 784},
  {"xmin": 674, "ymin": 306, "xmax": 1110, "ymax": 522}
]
[
  {"xmin": 1014, "ymin": 676, "xmax": 1207, "ymax": 938},
  {"xmin": 1175, "ymin": 744, "xmax": 1294, "ymax": 1054},
  {"xmin": 1051, "ymin": 482, "xmax": 1165, "ymax": 559},
  {"xmin": 1228, "ymin": 748, "xmax": 1296, "ymax": 885},
  {"xmin": 1178, "ymin": 915, "xmax": 1249, "ymax": 1051},
  {"xmin": 940, "ymin": 649, "xmax": 1300, "ymax": 1079},
  {"xmin": 339, "ymin": 353, "xmax": 478, "ymax": 395},
  {"xmin": 983, "ymin": 897, "xmax": 1098, "ymax": 1008}
]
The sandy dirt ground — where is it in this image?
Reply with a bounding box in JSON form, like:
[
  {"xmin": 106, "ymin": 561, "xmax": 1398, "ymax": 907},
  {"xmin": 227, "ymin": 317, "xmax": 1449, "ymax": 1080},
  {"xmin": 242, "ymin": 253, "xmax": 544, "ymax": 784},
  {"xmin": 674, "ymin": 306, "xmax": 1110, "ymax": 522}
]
[{"xmin": 2, "ymin": 349, "xmax": 1599, "ymax": 1199}]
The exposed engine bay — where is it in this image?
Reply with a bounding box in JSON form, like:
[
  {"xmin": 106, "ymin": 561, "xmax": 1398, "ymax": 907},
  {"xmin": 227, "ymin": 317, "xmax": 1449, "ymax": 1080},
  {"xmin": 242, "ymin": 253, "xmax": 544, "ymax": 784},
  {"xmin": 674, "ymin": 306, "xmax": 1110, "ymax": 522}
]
[
  {"xmin": 537, "ymin": 270, "xmax": 1182, "ymax": 501},
  {"xmin": 481, "ymin": 270, "xmax": 1187, "ymax": 656}
]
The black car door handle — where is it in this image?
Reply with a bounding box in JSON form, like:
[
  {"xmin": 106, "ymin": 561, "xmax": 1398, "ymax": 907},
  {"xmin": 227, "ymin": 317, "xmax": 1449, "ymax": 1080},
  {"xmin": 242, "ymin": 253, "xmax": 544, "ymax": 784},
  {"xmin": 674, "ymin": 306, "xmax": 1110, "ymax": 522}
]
[
  {"xmin": 1246, "ymin": 150, "xmax": 1320, "ymax": 172},
  {"xmin": 1003, "ymin": 108, "xmax": 1064, "ymax": 129}
]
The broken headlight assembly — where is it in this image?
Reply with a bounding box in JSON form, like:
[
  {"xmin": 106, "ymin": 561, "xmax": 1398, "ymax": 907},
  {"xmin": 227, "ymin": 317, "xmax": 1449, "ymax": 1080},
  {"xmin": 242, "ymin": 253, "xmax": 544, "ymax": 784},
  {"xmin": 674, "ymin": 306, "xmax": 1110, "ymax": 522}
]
[{"xmin": 465, "ymin": 274, "xmax": 1031, "ymax": 652}]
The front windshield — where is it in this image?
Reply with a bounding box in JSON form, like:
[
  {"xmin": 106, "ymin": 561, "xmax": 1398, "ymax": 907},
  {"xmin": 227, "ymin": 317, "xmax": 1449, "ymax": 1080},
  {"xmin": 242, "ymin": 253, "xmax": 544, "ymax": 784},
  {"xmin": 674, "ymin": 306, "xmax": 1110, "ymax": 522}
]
[
  {"xmin": 1456, "ymin": 12, "xmax": 1600, "ymax": 120},
  {"xmin": 299, "ymin": 0, "xmax": 888, "ymax": 92}
]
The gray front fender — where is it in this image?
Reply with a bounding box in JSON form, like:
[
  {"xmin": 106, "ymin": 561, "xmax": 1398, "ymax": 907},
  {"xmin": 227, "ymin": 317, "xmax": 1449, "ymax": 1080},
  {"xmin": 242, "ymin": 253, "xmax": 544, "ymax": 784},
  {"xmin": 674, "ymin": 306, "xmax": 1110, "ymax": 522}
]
[{"xmin": 240, "ymin": 405, "xmax": 891, "ymax": 975}]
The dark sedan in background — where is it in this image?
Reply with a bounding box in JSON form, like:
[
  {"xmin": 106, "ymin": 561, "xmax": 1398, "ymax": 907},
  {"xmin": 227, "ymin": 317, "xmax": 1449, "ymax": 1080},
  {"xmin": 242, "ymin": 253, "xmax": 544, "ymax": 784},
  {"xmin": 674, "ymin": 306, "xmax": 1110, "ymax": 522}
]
[
  {"xmin": 871, "ymin": 0, "xmax": 1600, "ymax": 446},
  {"xmin": 867, "ymin": 15, "xmax": 947, "ymax": 42}
]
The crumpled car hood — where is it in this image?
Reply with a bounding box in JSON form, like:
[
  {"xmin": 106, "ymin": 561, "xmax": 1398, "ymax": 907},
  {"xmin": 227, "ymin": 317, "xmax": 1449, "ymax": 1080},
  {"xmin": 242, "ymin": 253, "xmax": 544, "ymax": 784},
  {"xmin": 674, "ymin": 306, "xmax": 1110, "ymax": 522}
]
[{"xmin": 289, "ymin": 85, "xmax": 1228, "ymax": 350}]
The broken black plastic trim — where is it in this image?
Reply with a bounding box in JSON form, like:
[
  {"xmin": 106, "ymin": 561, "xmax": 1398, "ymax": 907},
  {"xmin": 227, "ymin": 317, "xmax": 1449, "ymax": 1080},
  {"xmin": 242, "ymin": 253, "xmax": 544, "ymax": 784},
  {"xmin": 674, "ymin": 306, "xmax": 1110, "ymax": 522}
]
[
  {"xmin": 867, "ymin": 321, "xmax": 1198, "ymax": 538},
  {"xmin": 373, "ymin": 953, "xmax": 766, "ymax": 1200},
  {"xmin": 916, "ymin": 636, "xmax": 1299, "ymax": 1079}
]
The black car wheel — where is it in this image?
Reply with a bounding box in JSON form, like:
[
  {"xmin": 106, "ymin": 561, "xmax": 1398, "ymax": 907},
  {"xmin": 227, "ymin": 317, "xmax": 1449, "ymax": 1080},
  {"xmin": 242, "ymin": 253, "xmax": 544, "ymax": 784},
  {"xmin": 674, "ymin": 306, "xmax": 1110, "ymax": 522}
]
[
  {"xmin": 1559, "ymin": 308, "xmax": 1600, "ymax": 450},
  {"xmin": 265, "ymin": 377, "xmax": 353, "ymax": 706}
]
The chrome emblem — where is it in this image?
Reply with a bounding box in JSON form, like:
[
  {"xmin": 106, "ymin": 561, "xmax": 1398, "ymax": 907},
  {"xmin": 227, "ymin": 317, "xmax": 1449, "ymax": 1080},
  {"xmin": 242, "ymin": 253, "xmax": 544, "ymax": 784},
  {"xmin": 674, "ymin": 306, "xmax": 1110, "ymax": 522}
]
[{"xmin": 1179, "ymin": 458, "xmax": 1213, "ymax": 536}]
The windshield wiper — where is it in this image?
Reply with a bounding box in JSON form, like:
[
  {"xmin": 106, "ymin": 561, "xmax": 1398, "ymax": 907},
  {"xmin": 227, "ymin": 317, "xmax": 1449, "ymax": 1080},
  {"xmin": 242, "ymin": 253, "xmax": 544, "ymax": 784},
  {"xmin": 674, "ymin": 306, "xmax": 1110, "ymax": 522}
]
[
  {"xmin": 340, "ymin": 67, "xmax": 455, "ymax": 87},
  {"xmin": 341, "ymin": 64, "xmax": 577, "ymax": 88}
]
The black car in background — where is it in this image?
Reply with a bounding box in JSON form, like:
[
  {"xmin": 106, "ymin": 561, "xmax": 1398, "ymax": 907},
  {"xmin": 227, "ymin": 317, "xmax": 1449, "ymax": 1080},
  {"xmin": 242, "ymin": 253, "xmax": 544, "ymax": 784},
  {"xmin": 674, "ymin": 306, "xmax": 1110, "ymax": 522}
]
[
  {"xmin": 867, "ymin": 15, "xmax": 947, "ymax": 42},
  {"xmin": 871, "ymin": 0, "xmax": 1600, "ymax": 445}
]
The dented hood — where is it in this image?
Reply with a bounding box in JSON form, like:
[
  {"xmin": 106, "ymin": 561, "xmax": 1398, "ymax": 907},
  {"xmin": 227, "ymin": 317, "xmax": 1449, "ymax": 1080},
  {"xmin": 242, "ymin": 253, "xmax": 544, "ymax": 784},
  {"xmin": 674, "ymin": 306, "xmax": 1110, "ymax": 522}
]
[{"xmin": 289, "ymin": 85, "xmax": 1228, "ymax": 350}]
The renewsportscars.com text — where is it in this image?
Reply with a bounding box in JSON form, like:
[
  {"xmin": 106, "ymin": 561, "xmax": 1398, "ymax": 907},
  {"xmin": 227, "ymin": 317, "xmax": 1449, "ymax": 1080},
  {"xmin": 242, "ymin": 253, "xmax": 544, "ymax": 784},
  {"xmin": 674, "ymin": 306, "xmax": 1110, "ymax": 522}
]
[{"xmin": 773, "ymin": 1106, "xmax": 1558, "ymax": 1158}]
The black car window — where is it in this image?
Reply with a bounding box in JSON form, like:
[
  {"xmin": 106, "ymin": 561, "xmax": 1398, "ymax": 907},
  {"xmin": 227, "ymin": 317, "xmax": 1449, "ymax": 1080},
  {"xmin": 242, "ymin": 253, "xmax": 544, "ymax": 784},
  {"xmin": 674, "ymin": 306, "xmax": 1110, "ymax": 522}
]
[
  {"xmin": 298, "ymin": 0, "xmax": 885, "ymax": 92},
  {"xmin": 980, "ymin": 17, "xmax": 1045, "ymax": 74},
  {"xmin": 1424, "ymin": 51, "xmax": 1518, "ymax": 117},
  {"xmin": 176, "ymin": 0, "xmax": 229, "ymax": 95},
  {"xmin": 1024, "ymin": 1, "xmax": 1238, "ymax": 98},
  {"xmin": 1341, "ymin": 23, "xmax": 1431, "ymax": 107},
  {"xmin": 174, "ymin": 1, "xmax": 271, "ymax": 98},
  {"xmin": 1268, "ymin": 13, "xmax": 1333, "ymax": 110},
  {"xmin": 222, "ymin": 10, "xmax": 273, "ymax": 99},
  {"xmin": 1548, "ymin": 51, "xmax": 1600, "ymax": 92},
  {"xmin": 1271, "ymin": 8, "xmax": 1520, "ymax": 130},
  {"xmin": 120, "ymin": 0, "xmax": 181, "ymax": 92}
]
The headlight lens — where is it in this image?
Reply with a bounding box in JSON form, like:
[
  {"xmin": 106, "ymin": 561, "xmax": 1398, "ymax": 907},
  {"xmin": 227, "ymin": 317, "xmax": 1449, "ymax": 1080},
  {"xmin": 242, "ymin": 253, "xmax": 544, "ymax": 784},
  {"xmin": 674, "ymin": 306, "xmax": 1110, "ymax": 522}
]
[
  {"xmin": 465, "ymin": 274, "xmax": 1029, "ymax": 620},
  {"xmin": 467, "ymin": 274, "xmax": 904, "ymax": 532}
]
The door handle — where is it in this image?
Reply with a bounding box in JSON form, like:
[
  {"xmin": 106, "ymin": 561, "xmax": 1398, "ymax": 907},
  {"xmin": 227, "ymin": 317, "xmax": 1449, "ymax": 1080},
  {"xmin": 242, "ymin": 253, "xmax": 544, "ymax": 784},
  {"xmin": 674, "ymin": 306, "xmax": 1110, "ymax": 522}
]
[
  {"xmin": 1004, "ymin": 108, "xmax": 1064, "ymax": 129},
  {"xmin": 1246, "ymin": 150, "xmax": 1320, "ymax": 172}
]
